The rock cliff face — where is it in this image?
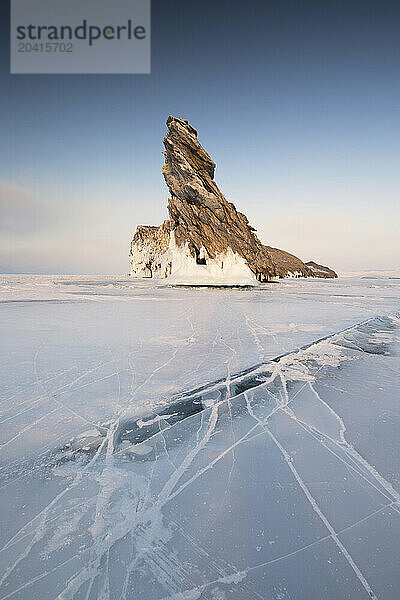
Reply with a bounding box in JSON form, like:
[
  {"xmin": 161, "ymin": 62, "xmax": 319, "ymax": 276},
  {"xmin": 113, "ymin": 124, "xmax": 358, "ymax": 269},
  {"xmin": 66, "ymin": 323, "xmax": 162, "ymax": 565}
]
[
  {"xmin": 161, "ymin": 116, "xmax": 278, "ymax": 283},
  {"xmin": 306, "ymin": 261, "xmax": 338, "ymax": 278},
  {"xmin": 266, "ymin": 247, "xmax": 313, "ymax": 279},
  {"xmin": 129, "ymin": 222, "xmax": 171, "ymax": 278},
  {"xmin": 130, "ymin": 116, "xmax": 334, "ymax": 284}
]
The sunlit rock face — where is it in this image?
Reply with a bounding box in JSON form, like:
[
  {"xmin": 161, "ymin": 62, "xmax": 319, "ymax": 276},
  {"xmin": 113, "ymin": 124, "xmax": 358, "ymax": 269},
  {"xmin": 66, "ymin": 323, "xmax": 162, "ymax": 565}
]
[
  {"xmin": 129, "ymin": 222, "xmax": 171, "ymax": 278},
  {"xmin": 267, "ymin": 246, "xmax": 315, "ymax": 279},
  {"xmin": 129, "ymin": 116, "xmax": 332, "ymax": 284},
  {"xmin": 306, "ymin": 261, "xmax": 338, "ymax": 278}
]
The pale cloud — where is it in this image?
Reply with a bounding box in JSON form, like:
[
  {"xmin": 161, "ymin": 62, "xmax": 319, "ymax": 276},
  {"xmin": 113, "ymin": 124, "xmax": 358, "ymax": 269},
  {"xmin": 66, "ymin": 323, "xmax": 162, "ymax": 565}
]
[
  {"xmin": 256, "ymin": 207, "xmax": 400, "ymax": 271},
  {"xmin": 0, "ymin": 179, "xmax": 137, "ymax": 274},
  {"xmin": 0, "ymin": 180, "xmax": 62, "ymax": 233}
]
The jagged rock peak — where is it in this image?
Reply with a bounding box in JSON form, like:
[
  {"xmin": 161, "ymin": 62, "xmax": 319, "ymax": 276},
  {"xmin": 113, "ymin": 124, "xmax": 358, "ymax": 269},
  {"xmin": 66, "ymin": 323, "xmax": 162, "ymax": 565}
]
[
  {"xmin": 129, "ymin": 116, "xmax": 334, "ymax": 285},
  {"xmin": 162, "ymin": 116, "xmax": 276, "ymax": 282}
]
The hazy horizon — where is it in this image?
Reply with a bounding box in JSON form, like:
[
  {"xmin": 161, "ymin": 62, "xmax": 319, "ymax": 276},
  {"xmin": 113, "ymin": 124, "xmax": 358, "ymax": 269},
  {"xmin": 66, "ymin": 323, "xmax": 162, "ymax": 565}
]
[{"xmin": 1, "ymin": 0, "xmax": 400, "ymax": 275}]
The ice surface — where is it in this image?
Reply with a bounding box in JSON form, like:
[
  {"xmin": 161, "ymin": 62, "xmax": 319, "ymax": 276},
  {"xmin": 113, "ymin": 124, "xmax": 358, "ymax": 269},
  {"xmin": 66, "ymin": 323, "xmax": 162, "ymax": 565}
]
[{"xmin": 1, "ymin": 274, "xmax": 400, "ymax": 599}]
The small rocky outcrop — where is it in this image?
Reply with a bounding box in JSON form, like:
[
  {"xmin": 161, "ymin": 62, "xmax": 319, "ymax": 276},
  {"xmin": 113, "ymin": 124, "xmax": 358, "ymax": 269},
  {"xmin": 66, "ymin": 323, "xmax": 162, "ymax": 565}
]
[
  {"xmin": 130, "ymin": 222, "xmax": 171, "ymax": 278},
  {"xmin": 266, "ymin": 247, "xmax": 313, "ymax": 279},
  {"xmin": 306, "ymin": 261, "xmax": 338, "ymax": 278},
  {"xmin": 129, "ymin": 116, "xmax": 335, "ymax": 284}
]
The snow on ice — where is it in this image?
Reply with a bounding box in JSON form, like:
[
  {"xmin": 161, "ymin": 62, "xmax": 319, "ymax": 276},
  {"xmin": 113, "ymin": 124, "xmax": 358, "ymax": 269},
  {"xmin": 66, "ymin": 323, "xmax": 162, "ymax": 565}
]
[{"xmin": 0, "ymin": 274, "xmax": 400, "ymax": 599}]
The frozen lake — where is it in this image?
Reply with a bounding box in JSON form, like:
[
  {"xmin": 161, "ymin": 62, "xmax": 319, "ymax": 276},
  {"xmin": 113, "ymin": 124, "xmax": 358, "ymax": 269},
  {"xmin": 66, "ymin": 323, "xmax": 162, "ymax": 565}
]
[{"xmin": 0, "ymin": 275, "xmax": 399, "ymax": 599}]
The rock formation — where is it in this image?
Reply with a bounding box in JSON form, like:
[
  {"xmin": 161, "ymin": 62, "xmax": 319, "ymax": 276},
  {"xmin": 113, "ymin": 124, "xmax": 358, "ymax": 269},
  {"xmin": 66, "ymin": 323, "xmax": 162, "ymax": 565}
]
[
  {"xmin": 130, "ymin": 223, "xmax": 171, "ymax": 278},
  {"xmin": 306, "ymin": 261, "xmax": 338, "ymax": 278},
  {"xmin": 129, "ymin": 116, "xmax": 335, "ymax": 285}
]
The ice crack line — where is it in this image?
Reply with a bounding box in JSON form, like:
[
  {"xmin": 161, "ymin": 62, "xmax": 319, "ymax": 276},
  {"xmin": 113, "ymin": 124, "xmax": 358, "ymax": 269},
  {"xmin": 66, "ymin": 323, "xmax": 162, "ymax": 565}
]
[{"xmin": 244, "ymin": 392, "xmax": 378, "ymax": 600}]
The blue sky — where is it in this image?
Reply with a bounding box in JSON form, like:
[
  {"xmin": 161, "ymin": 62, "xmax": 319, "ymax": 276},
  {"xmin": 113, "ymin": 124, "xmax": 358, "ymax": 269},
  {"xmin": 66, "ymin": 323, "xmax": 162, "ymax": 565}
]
[{"xmin": 1, "ymin": 0, "xmax": 399, "ymax": 273}]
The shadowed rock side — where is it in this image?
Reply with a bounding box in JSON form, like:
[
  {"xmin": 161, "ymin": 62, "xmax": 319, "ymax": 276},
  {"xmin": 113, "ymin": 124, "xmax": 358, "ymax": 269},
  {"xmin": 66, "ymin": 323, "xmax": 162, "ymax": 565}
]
[
  {"xmin": 266, "ymin": 246, "xmax": 314, "ymax": 279},
  {"xmin": 130, "ymin": 116, "xmax": 334, "ymax": 284},
  {"xmin": 306, "ymin": 261, "xmax": 338, "ymax": 278}
]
